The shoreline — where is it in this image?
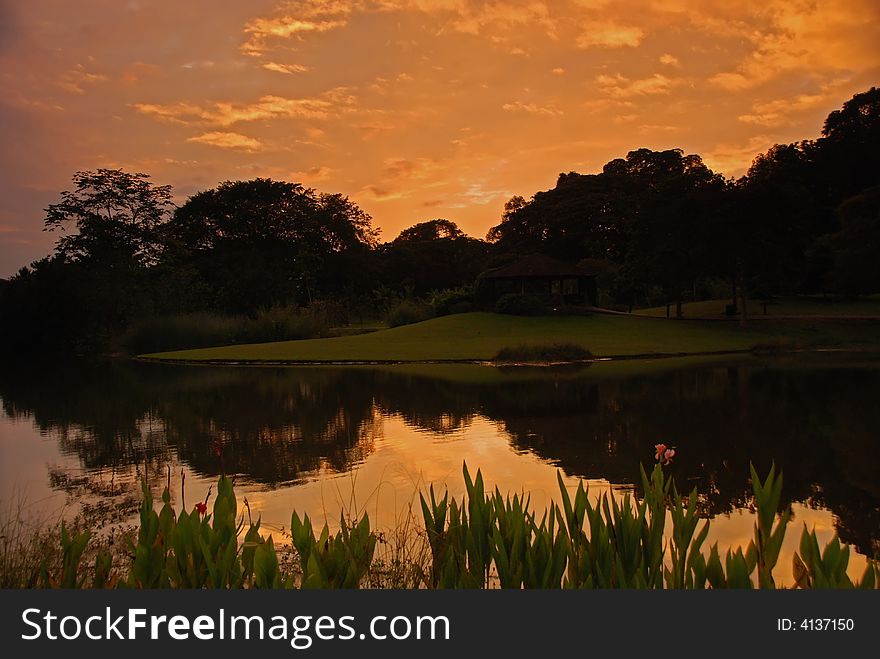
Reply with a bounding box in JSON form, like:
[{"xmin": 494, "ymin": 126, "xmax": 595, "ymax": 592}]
[{"xmin": 134, "ymin": 345, "xmax": 876, "ymax": 368}]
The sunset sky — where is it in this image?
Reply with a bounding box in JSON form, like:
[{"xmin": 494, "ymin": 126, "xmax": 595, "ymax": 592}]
[{"xmin": 1, "ymin": 0, "xmax": 878, "ymax": 276}]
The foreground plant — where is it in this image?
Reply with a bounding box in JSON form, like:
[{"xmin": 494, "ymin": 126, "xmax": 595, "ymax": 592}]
[{"xmin": 27, "ymin": 460, "xmax": 880, "ymax": 589}]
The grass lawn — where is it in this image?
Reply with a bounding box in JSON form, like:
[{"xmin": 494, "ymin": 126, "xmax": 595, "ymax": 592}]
[
  {"xmin": 141, "ymin": 312, "xmax": 880, "ymax": 363},
  {"xmin": 637, "ymin": 295, "xmax": 880, "ymax": 318}
]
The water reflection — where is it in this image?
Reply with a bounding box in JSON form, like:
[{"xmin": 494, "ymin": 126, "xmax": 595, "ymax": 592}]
[{"xmin": 1, "ymin": 354, "xmax": 878, "ymax": 557}]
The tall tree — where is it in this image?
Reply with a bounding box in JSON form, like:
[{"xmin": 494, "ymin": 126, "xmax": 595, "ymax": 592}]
[
  {"xmin": 44, "ymin": 168, "xmax": 174, "ymax": 267},
  {"xmin": 823, "ymin": 185, "xmax": 880, "ymax": 294},
  {"xmin": 167, "ymin": 179, "xmax": 378, "ymax": 313},
  {"xmin": 2, "ymin": 169, "xmax": 176, "ymax": 349},
  {"xmin": 380, "ymin": 219, "xmax": 489, "ymax": 296}
]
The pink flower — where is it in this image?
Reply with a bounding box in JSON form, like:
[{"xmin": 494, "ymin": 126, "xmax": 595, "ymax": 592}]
[
  {"xmin": 663, "ymin": 448, "xmax": 676, "ymax": 465},
  {"xmin": 654, "ymin": 443, "xmax": 667, "ymax": 461},
  {"xmin": 195, "ymin": 502, "xmax": 207, "ymax": 515}
]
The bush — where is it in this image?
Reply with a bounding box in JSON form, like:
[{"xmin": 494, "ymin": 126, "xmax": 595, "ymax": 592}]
[
  {"xmin": 494, "ymin": 293, "xmax": 546, "ymax": 316},
  {"xmin": 240, "ymin": 305, "xmax": 330, "ymax": 343},
  {"xmin": 493, "ymin": 343, "xmax": 593, "ymax": 363},
  {"xmin": 429, "ymin": 287, "xmax": 475, "ymax": 316},
  {"xmin": 123, "ymin": 305, "xmax": 331, "ymax": 354},
  {"xmin": 386, "ymin": 300, "xmax": 434, "ymax": 328},
  {"xmin": 122, "ymin": 313, "xmax": 244, "ymax": 354}
]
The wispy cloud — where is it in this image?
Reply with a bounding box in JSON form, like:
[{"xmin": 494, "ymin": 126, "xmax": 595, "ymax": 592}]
[
  {"xmin": 738, "ymin": 93, "xmax": 828, "ymax": 127},
  {"xmin": 576, "ymin": 22, "xmax": 644, "ymax": 48},
  {"xmin": 56, "ymin": 64, "xmax": 108, "ymax": 94},
  {"xmin": 291, "ymin": 165, "xmax": 334, "ymax": 182},
  {"xmin": 134, "ymin": 88, "xmax": 356, "ymax": 127},
  {"xmin": 358, "ymin": 184, "xmax": 408, "ymax": 202},
  {"xmin": 704, "ymin": 134, "xmax": 775, "ymax": 177},
  {"xmin": 502, "ymin": 101, "xmax": 564, "ymax": 116},
  {"xmin": 262, "ymin": 62, "xmax": 310, "ymax": 75},
  {"xmin": 596, "ymin": 73, "xmax": 681, "ymax": 98},
  {"xmin": 187, "ymin": 131, "xmax": 264, "ymax": 152},
  {"xmin": 243, "ymin": 17, "xmax": 346, "ymax": 55}
]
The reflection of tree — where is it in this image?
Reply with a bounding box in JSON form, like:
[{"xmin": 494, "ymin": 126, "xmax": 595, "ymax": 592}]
[
  {"xmin": 0, "ymin": 358, "xmax": 172, "ymax": 470},
  {"xmin": 158, "ymin": 368, "xmax": 380, "ymax": 485},
  {"xmin": 1, "ymin": 356, "xmax": 878, "ymax": 555},
  {"xmin": 373, "ymin": 359, "xmax": 880, "ymax": 556},
  {"xmin": 0, "ymin": 360, "xmax": 381, "ymax": 487}
]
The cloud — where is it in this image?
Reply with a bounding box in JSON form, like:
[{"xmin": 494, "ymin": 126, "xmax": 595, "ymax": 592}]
[
  {"xmin": 637, "ymin": 123, "xmax": 680, "ymax": 134},
  {"xmin": 120, "ymin": 61, "xmax": 161, "ymax": 86},
  {"xmin": 704, "ymin": 134, "xmax": 775, "ymax": 177},
  {"xmin": 576, "ymin": 22, "xmax": 644, "ymax": 48},
  {"xmin": 291, "ymin": 165, "xmax": 334, "ymax": 182},
  {"xmin": 134, "ymin": 88, "xmax": 356, "ymax": 126},
  {"xmin": 358, "ymin": 184, "xmax": 408, "ymax": 201},
  {"xmin": 708, "ymin": 0, "xmax": 880, "ymax": 90},
  {"xmin": 595, "ymin": 73, "xmax": 680, "ymax": 98},
  {"xmin": 738, "ymin": 93, "xmax": 828, "ymax": 127},
  {"xmin": 187, "ymin": 131, "xmax": 264, "ymax": 152},
  {"xmin": 377, "ymin": 1, "xmax": 557, "ymax": 39},
  {"xmin": 383, "ymin": 157, "xmax": 437, "ymax": 180},
  {"xmin": 502, "ymin": 101, "xmax": 564, "ymax": 116},
  {"xmin": 659, "ymin": 53, "xmax": 679, "ymax": 67},
  {"xmin": 262, "ymin": 62, "xmax": 310, "ymax": 75},
  {"xmin": 459, "ymin": 182, "xmax": 510, "ymax": 205},
  {"xmin": 56, "ymin": 64, "xmax": 108, "ymax": 94},
  {"xmin": 131, "ymin": 101, "xmax": 206, "ymax": 125},
  {"xmin": 243, "ymin": 17, "xmax": 346, "ymax": 55}
]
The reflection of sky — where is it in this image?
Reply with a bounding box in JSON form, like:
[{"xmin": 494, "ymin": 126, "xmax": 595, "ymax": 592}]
[
  {"xmin": 0, "ymin": 413, "xmax": 76, "ymax": 520},
  {"xmin": 1, "ymin": 409, "xmax": 867, "ymax": 587}
]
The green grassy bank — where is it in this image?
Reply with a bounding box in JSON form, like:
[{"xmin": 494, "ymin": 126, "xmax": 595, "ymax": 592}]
[
  {"xmin": 140, "ymin": 312, "xmax": 880, "ymax": 363},
  {"xmin": 638, "ymin": 295, "xmax": 880, "ymax": 318}
]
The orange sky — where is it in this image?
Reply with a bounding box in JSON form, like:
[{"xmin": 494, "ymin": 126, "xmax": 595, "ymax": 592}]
[{"xmin": 1, "ymin": 0, "xmax": 879, "ymax": 275}]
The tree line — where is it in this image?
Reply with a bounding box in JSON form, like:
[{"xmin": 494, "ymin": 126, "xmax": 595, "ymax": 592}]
[{"xmin": 0, "ymin": 87, "xmax": 877, "ymax": 353}]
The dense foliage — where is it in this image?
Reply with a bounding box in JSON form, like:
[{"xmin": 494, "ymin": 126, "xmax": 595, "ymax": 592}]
[
  {"xmin": 1, "ymin": 87, "xmax": 878, "ymax": 352},
  {"xmin": 488, "ymin": 87, "xmax": 880, "ymax": 310}
]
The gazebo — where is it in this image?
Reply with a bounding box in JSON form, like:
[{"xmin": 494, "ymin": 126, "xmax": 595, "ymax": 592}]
[{"xmin": 480, "ymin": 254, "xmax": 599, "ymax": 307}]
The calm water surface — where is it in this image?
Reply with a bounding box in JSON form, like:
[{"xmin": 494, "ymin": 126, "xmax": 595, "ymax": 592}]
[{"xmin": 1, "ymin": 353, "xmax": 878, "ymax": 584}]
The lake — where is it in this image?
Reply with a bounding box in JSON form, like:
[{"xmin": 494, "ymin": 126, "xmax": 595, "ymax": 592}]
[{"xmin": 1, "ymin": 353, "xmax": 878, "ymax": 584}]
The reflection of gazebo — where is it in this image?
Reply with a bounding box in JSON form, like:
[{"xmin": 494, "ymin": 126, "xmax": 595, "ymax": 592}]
[{"xmin": 480, "ymin": 254, "xmax": 599, "ymax": 306}]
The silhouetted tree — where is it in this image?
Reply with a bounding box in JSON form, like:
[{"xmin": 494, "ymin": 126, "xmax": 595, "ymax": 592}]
[
  {"xmin": 379, "ymin": 219, "xmax": 489, "ymax": 296},
  {"xmin": 816, "ymin": 86, "xmax": 880, "ymax": 203},
  {"xmin": 44, "ymin": 168, "xmax": 174, "ymax": 267},
  {"xmin": 167, "ymin": 179, "xmax": 378, "ymax": 313},
  {"xmin": 823, "ymin": 185, "xmax": 880, "ymax": 294},
  {"xmin": 0, "ymin": 170, "xmax": 175, "ymax": 350}
]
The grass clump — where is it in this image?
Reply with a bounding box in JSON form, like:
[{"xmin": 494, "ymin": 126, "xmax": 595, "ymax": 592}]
[{"xmin": 493, "ymin": 342, "xmax": 593, "ymax": 363}]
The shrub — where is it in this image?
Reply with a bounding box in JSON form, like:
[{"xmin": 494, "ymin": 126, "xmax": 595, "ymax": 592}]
[
  {"xmin": 386, "ymin": 300, "xmax": 434, "ymax": 328},
  {"xmin": 240, "ymin": 305, "xmax": 330, "ymax": 343},
  {"xmin": 123, "ymin": 306, "xmax": 332, "ymax": 354},
  {"xmin": 122, "ymin": 313, "xmax": 244, "ymax": 353},
  {"xmin": 494, "ymin": 293, "xmax": 545, "ymax": 316},
  {"xmin": 429, "ymin": 288, "xmax": 475, "ymax": 316},
  {"xmin": 493, "ymin": 343, "xmax": 593, "ymax": 363}
]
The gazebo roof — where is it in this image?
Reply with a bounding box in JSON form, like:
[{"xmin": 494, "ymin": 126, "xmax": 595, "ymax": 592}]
[{"xmin": 483, "ymin": 254, "xmax": 599, "ymax": 279}]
